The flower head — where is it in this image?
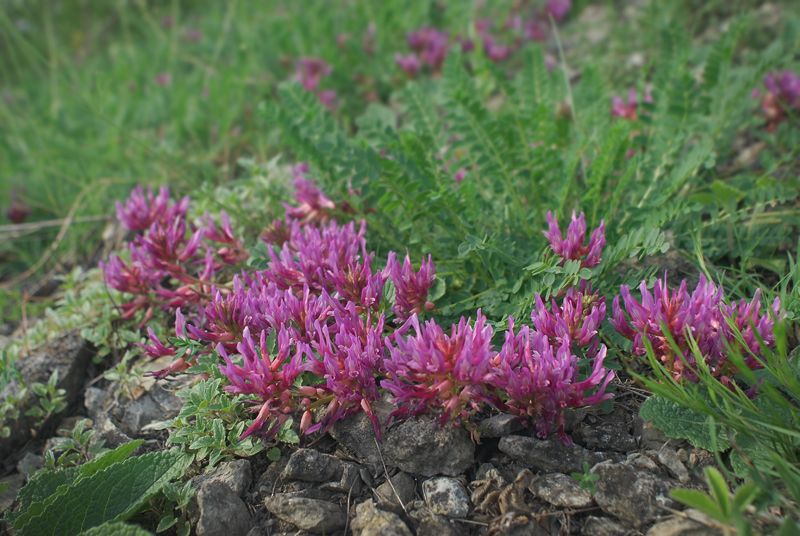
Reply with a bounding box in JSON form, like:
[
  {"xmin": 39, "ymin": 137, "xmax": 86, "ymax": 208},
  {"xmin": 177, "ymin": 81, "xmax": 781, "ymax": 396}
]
[
  {"xmin": 382, "ymin": 311, "xmax": 497, "ymax": 425},
  {"xmin": 492, "ymin": 318, "xmax": 613, "ymax": 441},
  {"xmin": 611, "ymin": 275, "xmax": 781, "ymax": 382},
  {"xmin": 115, "ymin": 186, "xmax": 188, "ymax": 232},
  {"xmin": 385, "ymin": 252, "xmax": 436, "ymax": 322},
  {"xmin": 294, "ymin": 57, "xmax": 332, "ymax": 92},
  {"xmin": 544, "ymin": 211, "xmax": 605, "ymax": 268}
]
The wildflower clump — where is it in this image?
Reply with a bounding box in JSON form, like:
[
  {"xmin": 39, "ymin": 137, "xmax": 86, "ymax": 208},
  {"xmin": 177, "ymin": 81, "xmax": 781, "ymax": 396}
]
[
  {"xmin": 611, "ymin": 275, "xmax": 781, "ymax": 384},
  {"xmin": 611, "ymin": 87, "xmax": 653, "ymax": 120},
  {"xmin": 544, "ymin": 211, "xmax": 606, "ymax": 268}
]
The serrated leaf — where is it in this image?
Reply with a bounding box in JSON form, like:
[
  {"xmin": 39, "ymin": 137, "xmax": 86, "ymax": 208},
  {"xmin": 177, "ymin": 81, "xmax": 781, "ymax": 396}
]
[
  {"xmin": 639, "ymin": 395, "xmax": 731, "ymax": 451},
  {"xmin": 9, "ymin": 440, "xmax": 143, "ymax": 525},
  {"xmin": 15, "ymin": 449, "xmax": 188, "ymax": 536}
]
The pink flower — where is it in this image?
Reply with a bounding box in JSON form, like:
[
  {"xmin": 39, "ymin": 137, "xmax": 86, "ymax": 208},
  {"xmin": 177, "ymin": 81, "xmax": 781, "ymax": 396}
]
[
  {"xmin": 546, "ymin": 0, "xmax": 572, "ymax": 22},
  {"xmin": 385, "ymin": 252, "xmax": 436, "ymax": 322},
  {"xmin": 382, "ymin": 311, "xmax": 497, "ymax": 425},
  {"xmin": 544, "ymin": 211, "xmax": 606, "ymax": 268},
  {"xmin": 294, "ymin": 57, "xmax": 331, "ymax": 92},
  {"xmin": 492, "ymin": 318, "xmax": 614, "ymax": 441},
  {"xmin": 611, "ymin": 275, "xmax": 781, "ymax": 382},
  {"xmin": 395, "ymin": 53, "xmax": 421, "ymax": 77}
]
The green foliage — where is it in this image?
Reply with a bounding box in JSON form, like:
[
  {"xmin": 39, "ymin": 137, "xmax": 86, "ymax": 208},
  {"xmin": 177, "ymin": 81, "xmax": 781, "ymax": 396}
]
[
  {"xmin": 671, "ymin": 467, "xmax": 762, "ymax": 536},
  {"xmin": 637, "ymin": 321, "xmax": 800, "ymax": 521},
  {"xmin": 639, "ymin": 395, "xmax": 731, "ymax": 452},
  {"xmin": 569, "ymin": 462, "xmax": 600, "ymax": 494},
  {"xmin": 162, "ymin": 378, "xmax": 264, "ymax": 467},
  {"xmin": 9, "ymin": 447, "xmax": 189, "ymax": 536},
  {"xmin": 43, "ymin": 418, "xmax": 107, "ymax": 469}
]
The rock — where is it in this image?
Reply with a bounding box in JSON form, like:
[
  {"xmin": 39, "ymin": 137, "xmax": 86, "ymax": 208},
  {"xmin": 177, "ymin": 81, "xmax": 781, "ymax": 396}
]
[
  {"xmin": 196, "ymin": 481, "xmax": 253, "ymax": 536},
  {"xmin": 283, "ymin": 448, "xmax": 342, "ymax": 482},
  {"xmin": 477, "ymin": 414, "xmax": 523, "ymax": 438},
  {"xmin": 581, "ymin": 516, "xmax": 628, "ymax": 536},
  {"xmin": 591, "ymin": 460, "xmax": 677, "ymax": 528},
  {"xmin": 114, "ymin": 383, "xmax": 183, "ymax": 436},
  {"xmin": 264, "ymin": 494, "xmax": 346, "ymax": 533},
  {"xmin": 320, "ymin": 461, "xmax": 363, "ymax": 495},
  {"xmin": 422, "ymin": 477, "xmax": 470, "ymax": 518},
  {"xmin": 575, "ymin": 421, "xmax": 637, "ymax": 453},
  {"xmin": 646, "ymin": 514, "xmax": 721, "ymax": 536},
  {"xmin": 198, "ymin": 459, "xmax": 252, "ymax": 497},
  {"xmin": 641, "ymin": 420, "xmax": 671, "ymax": 449},
  {"xmin": 91, "ymin": 412, "xmax": 132, "ymax": 448},
  {"xmin": 16, "ymin": 452, "xmax": 43, "ymax": 479},
  {"xmin": 412, "ymin": 510, "xmax": 459, "ymax": 536},
  {"xmin": 84, "ymin": 387, "xmax": 107, "ymax": 419},
  {"xmin": 499, "ymin": 436, "xmax": 618, "ymax": 473},
  {"xmin": 628, "ymin": 452, "xmax": 660, "ymax": 472},
  {"xmin": 0, "ymin": 473, "xmax": 25, "ymax": 514},
  {"xmin": 657, "ymin": 448, "xmax": 690, "ymax": 483},
  {"xmin": 351, "ymin": 500, "xmax": 413, "ymax": 536},
  {"xmin": 0, "ymin": 331, "xmax": 93, "ymax": 459},
  {"xmin": 529, "ymin": 473, "xmax": 594, "ymax": 508},
  {"xmin": 375, "ymin": 472, "xmax": 416, "ymax": 510},
  {"xmin": 383, "ymin": 417, "xmax": 474, "ymax": 477},
  {"xmin": 329, "ymin": 400, "xmax": 393, "ymax": 468}
]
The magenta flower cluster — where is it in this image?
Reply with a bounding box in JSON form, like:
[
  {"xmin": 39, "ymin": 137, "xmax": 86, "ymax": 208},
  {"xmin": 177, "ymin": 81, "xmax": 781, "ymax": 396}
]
[
  {"xmin": 101, "ymin": 186, "xmax": 248, "ymax": 325},
  {"xmin": 544, "ymin": 211, "xmax": 606, "ymax": 268},
  {"xmin": 293, "ymin": 57, "xmax": 337, "ymax": 110},
  {"xmin": 384, "ymin": 289, "xmax": 614, "ymax": 441},
  {"xmin": 753, "ymin": 70, "xmax": 800, "ymax": 131},
  {"xmin": 611, "ymin": 275, "xmax": 781, "ymax": 384},
  {"xmin": 394, "ymin": 2, "xmax": 572, "ymax": 76},
  {"xmin": 611, "ymin": 87, "xmax": 653, "ymax": 120}
]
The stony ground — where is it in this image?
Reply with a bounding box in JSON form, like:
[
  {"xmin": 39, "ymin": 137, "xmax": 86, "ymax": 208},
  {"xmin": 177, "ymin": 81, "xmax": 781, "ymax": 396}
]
[{"xmin": 0, "ymin": 330, "xmax": 726, "ymax": 535}]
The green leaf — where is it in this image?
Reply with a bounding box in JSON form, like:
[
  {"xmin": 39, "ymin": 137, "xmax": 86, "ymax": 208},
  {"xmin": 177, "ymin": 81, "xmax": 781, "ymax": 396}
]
[
  {"xmin": 9, "ymin": 440, "xmax": 143, "ymax": 525},
  {"xmin": 15, "ymin": 449, "xmax": 188, "ymax": 536},
  {"xmin": 80, "ymin": 521, "xmax": 153, "ymax": 535},
  {"xmin": 670, "ymin": 489, "xmax": 724, "ymax": 521},
  {"xmin": 266, "ymin": 447, "xmax": 281, "ymax": 462},
  {"xmin": 704, "ymin": 467, "xmax": 731, "ymax": 518},
  {"xmin": 639, "ymin": 395, "xmax": 731, "ymax": 451}
]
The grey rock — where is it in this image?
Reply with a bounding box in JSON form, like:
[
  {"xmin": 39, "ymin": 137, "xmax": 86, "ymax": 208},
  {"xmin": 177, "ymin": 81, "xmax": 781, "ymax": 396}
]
[
  {"xmin": 413, "ymin": 511, "xmax": 458, "ymax": 536},
  {"xmin": 16, "ymin": 452, "xmax": 43, "ymax": 479},
  {"xmin": 320, "ymin": 460, "xmax": 363, "ymax": 495},
  {"xmin": 529, "ymin": 473, "xmax": 594, "ymax": 508},
  {"xmin": 84, "ymin": 387, "xmax": 108, "ymax": 419},
  {"xmin": 477, "ymin": 414, "xmax": 523, "ymax": 438},
  {"xmin": 575, "ymin": 421, "xmax": 637, "ymax": 453},
  {"xmin": 0, "ymin": 473, "xmax": 25, "ymax": 514},
  {"xmin": 641, "ymin": 420, "xmax": 671, "ymax": 449},
  {"xmin": 351, "ymin": 500, "xmax": 413, "ymax": 536},
  {"xmin": 591, "ymin": 460, "xmax": 677, "ymax": 528},
  {"xmin": 499, "ymin": 435, "xmax": 619, "ymax": 473},
  {"xmin": 375, "ymin": 472, "xmax": 416, "ymax": 511},
  {"xmin": 283, "ymin": 448, "xmax": 342, "ymax": 482},
  {"xmin": 264, "ymin": 494, "xmax": 346, "ymax": 533},
  {"xmin": 202, "ymin": 459, "xmax": 253, "ymax": 497},
  {"xmin": 657, "ymin": 448, "xmax": 690, "ymax": 483},
  {"xmin": 0, "ymin": 331, "xmax": 93, "ymax": 459},
  {"xmin": 114, "ymin": 383, "xmax": 183, "ymax": 436},
  {"xmin": 628, "ymin": 452, "xmax": 660, "ymax": 472},
  {"xmin": 422, "ymin": 477, "xmax": 470, "ymax": 518},
  {"xmin": 196, "ymin": 481, "xmax": 253, "ymax": 536},
  {"xmin": 329, "ymin": 400, "xmax": 393, "ymax": 468},
  {"xmin": 383, "ymin": 418, "xmax": 474, "ymax": 477},
  {"xmin": 91, "ymin": 411, "xmax": 132, "ymax": 448},
  {"xmin": 647, "ymin": 514, "xmax": 721, "ymax": 536},
  {"xmin": 582, "ymin": 516, "xmax": 629, "ymax": 536}
]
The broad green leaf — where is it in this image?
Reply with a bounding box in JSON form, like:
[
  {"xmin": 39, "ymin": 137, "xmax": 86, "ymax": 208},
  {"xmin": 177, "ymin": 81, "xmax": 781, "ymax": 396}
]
[
  {"xmin": 639, "ymin": 395, "xmax": 731, "ymax": 451},
  {"xmin": 9, "ymin": 440, "xmax": 143, "ymax": 525},
  {"xmin": 15, "ymin": 449, "xmax": 188, "ymax": 536}
]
